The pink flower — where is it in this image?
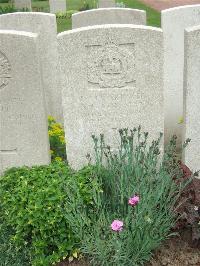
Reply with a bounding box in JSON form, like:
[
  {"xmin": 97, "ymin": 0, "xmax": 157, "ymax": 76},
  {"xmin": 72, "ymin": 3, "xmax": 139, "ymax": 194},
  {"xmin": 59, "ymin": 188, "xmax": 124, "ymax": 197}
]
[
  {"xmin": 111, "ymin": 220, "xmax": 124, "ymax": 232},
  {"xmin": 128, "ymin": 195, "xmax": 140, "ymax": 206}
]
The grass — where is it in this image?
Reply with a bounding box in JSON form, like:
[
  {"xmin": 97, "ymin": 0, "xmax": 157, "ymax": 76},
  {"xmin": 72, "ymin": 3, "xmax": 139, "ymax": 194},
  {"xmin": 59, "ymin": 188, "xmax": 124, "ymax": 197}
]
[{"xmin": 0, "ymin": 0, "xmax": 160, "ymax": 32}]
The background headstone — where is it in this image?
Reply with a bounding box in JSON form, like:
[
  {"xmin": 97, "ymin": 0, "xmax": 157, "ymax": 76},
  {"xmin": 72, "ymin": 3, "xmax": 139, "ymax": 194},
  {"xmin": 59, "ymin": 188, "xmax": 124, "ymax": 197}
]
[
  {"xmin": 183, "ymin": 25, "xmax": 200, "ymax": 173},
  {"xmin": 14, "ymin": 0, "xmax": 31, "ymax": 10},
  {"xmin": 72, "ymin": 8, "xmax": 146, "ymax": 29},
  {"xmin": 98, "ymin": 0, "xmax": 115, "ymax": 8},
  {"xmin": 161, "ymin": 5, "xmax": 200, "ymax": 146},
  {"xmin": 49, "ymin": 0, "xmax": 66, "ymax": 14},
  {"xmin": 0, "ymin": 30, "xmax": 50, "ymax": 174},
  {"xmin": 58, "ymin": 25, "xmax": 164, "ymax": 169},
  {"xmin": 0, "ymin": 13, "xmax": 63, "ymax": 122}
]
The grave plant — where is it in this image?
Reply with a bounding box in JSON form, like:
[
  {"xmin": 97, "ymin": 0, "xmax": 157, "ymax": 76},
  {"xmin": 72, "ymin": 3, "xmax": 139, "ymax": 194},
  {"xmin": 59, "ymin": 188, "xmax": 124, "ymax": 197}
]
[
  {"xmin": 64, "ymin": 127, "xmax": 192, "ymax": 265},
  {"xmin": 0, "ymin": 161, "xmax": 100, "ymax": 266}
]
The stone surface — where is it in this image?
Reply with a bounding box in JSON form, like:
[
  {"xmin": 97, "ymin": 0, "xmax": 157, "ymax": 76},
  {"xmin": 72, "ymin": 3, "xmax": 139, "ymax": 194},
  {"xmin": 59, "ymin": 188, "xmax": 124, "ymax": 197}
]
[
  {"xmin": 183, "ymin": 25, "xmax": 200, "ymax": 173},
  {"xmin": 98, "ymin": 0, "xmax": 115, "ymax": 8},
  {"xmin": 14, "ymin": 0, "xmax": 31, "ymax": 10},
  {"xmin": 0, "ymin": 12, "xmax": 63, "ymax": 122},
  {"xmin": 58, "ymin": 25, "xmax": 164, "ymax": 169},
  {"xmin": 0, "ymin": 30, "xmax": 50, "ymax": 174},
  {"xmin": 72, "ymin": 8, "xmax": 146, "ymax": 29},
  {"xmin": 49, "ymin": 0, "xmax": 66, "ymax": 13},
  {"xmin": 161, "ymin": 5, "xmax": 200, "ymax": 146}
]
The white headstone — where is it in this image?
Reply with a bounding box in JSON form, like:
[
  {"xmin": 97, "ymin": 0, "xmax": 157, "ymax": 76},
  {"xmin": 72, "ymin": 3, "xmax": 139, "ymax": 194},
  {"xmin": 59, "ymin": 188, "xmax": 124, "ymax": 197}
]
[
  {"xmin": 0, "ymin": 30, "xmax": 50, "ymax": 174},
  {"xmin": 49, "ymin": 0, "xmax": 66, "ymax": 14},
  {"xmin": 183, "ymin": 25, "xmax": 200, "ymax": 173},
  {"xmin": 98, "ymin": 0, "xmax": 115, "ymax": 8},
  {"xmin": 58, "ymin": 25, "xmax": 164, "ymax": 169},
  {"xmin": 161, "ymin": 5, "xmax": 200, "ymax": 146},
  {"xmin": 72, "ymin": 8, "xmax": 146, "ymax": 29},
  {"xmin": 0, "ymin": 13, "xmax": 63, "ymax": 122},
  {"xmin": 14, "ymin": 0, "xmax": 31, "ymax": 10}
]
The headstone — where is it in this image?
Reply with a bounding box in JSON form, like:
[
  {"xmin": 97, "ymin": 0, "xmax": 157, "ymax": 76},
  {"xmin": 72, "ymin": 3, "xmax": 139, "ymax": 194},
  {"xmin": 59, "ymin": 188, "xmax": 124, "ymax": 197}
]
[
  {"xmin": 72, "ymin": 8, "xmax": 146, "ymax": 29},
  {"xmin": 0, "ymin": 30, "xmax": 50, "ymax": 174},
  {"xmin": 183, "ymin": 25, "xmax": 200, "ymax": 173},
  {"xmin": 161, "ymin": 5, "xmax": 200, "ymax": 146},
  {"xmin": 49, "ymin": 0, "xmax": 66, "ymax": 14},
  {"xmin": 14, "ymin": 0, "xmax": 31, "ymax": 10},
  {"xmin": 0, "ymin": 13, "xmax": 63, "ymax": 122},
  {"xmin": 98, "ymin": 0, "xmax": 115, "ymax": 8},
  {"xmin": 58, "ymin": 25, "xmax": 164, "ymax": 169}
]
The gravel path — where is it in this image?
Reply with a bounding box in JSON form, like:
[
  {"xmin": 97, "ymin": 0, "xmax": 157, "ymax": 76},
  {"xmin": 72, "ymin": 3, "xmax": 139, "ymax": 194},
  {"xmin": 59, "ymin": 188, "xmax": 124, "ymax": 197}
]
[{"xmin": 139, "ymin": 0, "xmax": 200, "ymax": 11}]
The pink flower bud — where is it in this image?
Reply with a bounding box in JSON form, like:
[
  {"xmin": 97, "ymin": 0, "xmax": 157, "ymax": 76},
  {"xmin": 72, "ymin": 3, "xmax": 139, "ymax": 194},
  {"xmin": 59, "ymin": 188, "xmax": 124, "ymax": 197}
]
[{"xmin": 128, "ymin": 195, "xmax": 140, "ymax": 206}]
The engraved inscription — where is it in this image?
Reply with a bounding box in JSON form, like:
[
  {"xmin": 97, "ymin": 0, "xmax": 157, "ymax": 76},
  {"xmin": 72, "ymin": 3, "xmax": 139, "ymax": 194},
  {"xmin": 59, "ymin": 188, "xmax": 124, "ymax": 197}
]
[
  {"xmin": 0, "ymin": 52, "xmax": 11, "ymax": 89},
  {"xmin": 87, "ymin": 40, "xmax": 135, "ymax": 88},
  {"xmin": 0, "ymin": 148, "xmax": 17, "ymax": 155}
]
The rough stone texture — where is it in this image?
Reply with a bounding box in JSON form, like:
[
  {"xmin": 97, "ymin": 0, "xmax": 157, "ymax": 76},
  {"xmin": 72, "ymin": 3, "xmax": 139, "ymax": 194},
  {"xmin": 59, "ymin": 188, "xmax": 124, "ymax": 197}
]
[
  {"xmin": 98, "ymin": 0, "xmax": 115, "ymax": 8},
  {"xmin": 0, "ymin": 12, "xmax": 63, "ymax": 122},
  {"xmin": 183, "ymin": 25, "xmax": 200, "ymax": 173},
  {"xmin": 72, "ymin": 8, "xmax": 146, "ymax": 29},
  {"xmin": 14, "ymin": 0, "xmax": 31, "ymax": 10},
  {"xmin": 0, "ymin": 30, "xmax": 50, "ymax": 174},
  {"xmin": 161, "ymin": 5, "xmax": 200, "ymax": 147},
  {"xmin": 58, "ymin": 25, "xmax": 164, "ymax": 169},
  {"xmin": 49, "ymin": 0, "xmax": 66, "ymax": 13}
]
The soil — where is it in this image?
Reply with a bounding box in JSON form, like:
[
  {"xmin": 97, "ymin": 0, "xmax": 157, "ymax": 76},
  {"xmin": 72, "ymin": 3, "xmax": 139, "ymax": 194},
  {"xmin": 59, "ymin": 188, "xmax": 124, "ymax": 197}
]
[
  {"xmin": 147, "ymin": 229, "xmax": 200, "ymax": 266},
  {"xmin": 139, "ymin": 0, "xmax": 200, "ymax": 11},
  {"xmin": 56, "ymin": 230, "xmax": 200, "ymax": 266}
]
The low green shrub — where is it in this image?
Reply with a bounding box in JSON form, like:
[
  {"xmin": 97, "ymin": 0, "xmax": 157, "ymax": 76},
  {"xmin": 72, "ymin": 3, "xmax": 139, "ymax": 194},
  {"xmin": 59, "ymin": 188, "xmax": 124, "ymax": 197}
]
[
  {"xmin": 56, "ymin": 10, "xmax": 78, "ymax": 19},
  {"xmin": 0, "ymin": 0, "xmax": 9, "ymax": 3},
  {"xmin": 0, "ymin": 5, "xmax": 17, "ymax": 14},
  {"xmin": 0, "ymin": 216, "xmax": 30, "ymax": 266},
  {"xmin": 0, "ymin": 161, "xmax": 99, "ymax": 266},
  {"xmin": 64, "ymin": 127, "xmax": 191, "ymax": 265}
]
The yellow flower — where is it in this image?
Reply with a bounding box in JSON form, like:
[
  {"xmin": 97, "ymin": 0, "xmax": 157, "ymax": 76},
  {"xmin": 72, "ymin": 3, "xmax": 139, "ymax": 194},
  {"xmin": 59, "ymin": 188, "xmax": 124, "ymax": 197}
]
[
  {"xmin": 48, "ymin": 130, "xmax": 54, "ymax": 137},
  {"xmin": 54, "ymin": 156, "xmax": 62, "ymax": 162},
  {"xmin": 48, "ymin": 115, "xmax": 55, "ymax": 122},
  {"xmin": 59, "ymin": 135, "xmax": 66, "ymax": 144}
]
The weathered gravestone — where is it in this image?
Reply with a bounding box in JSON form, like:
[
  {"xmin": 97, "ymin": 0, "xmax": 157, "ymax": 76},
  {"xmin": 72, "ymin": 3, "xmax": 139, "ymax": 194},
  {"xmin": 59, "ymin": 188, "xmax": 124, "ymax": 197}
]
[
  {"xmin": 49, "ymin": 0, "xmax": 66, "ymax": 14},
  {"xmin": 183, "ymin": 25, "xmax": 200, "ymax": 173},
  {"xmin": 14, "ymin": 0, "xmax": 31, "ymax": 10},
  {"xmin": 0, "ymin": 30, "xmax": 50, "ymax": 174},
  {"xmin": 72, "ymin": 8, "xmax": 146, "ymax": 29},
  {"xmin": 0, "ymin": 13, "xmax": 63, "ymax": 122},
  {"xmin": 98, "ymin": 0, "xmax": 115, "ymax": 8},
  {"xmin": 161, "ymin": 5, "xmax": 200, "ymax": 146},
  {"xmin": 58, "ymin": 25, "xmax": 164, "ymax": 169}
]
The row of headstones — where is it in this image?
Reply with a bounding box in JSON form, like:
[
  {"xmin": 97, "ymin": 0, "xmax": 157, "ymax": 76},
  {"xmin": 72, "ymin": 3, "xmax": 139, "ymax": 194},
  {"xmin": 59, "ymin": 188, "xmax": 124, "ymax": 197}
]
[
  {"xmin": 13, "ymin": 0, "xmax": 115, "ymax": 13},
  {"xmin": 0, "ymin": 5, "xmax": 200, "ymax": 175},
  {"xmin": 13, "ymin": 0, "xmax": 66, "ymax": 13}
]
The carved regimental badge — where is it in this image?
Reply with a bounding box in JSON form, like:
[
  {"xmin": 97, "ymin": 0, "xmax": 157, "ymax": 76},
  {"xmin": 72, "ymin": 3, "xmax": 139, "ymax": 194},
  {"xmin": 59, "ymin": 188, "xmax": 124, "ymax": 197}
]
[
  {"xmin": 0, "ymin": 52, "xmax": 11, "ymax": 90},
  {"xmin": 87, "ymin": 41, "xmax": 135, "ymax": 88}
]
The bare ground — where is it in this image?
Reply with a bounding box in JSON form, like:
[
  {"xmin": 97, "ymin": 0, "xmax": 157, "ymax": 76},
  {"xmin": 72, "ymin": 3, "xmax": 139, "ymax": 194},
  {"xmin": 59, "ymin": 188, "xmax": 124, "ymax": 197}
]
[{"xmin": 139, "ymin": 0, "xmax": 200, "ymax": 11}]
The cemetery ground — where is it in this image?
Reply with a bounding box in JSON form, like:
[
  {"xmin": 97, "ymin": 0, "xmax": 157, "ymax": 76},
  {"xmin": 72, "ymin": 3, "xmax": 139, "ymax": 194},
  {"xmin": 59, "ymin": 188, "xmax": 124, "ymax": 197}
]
[{"xmin": 0, "ymin": 2, "xmax": 200, "ymax": 266}]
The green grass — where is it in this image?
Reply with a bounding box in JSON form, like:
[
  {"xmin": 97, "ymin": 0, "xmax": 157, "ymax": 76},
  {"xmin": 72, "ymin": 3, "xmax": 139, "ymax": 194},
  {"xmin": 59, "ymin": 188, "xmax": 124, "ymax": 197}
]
[
  {"xmin": 0, "ymin": 0, "xmax": 161, "ymax": 32},
  {"xmin": 122, "ymin": 0, "xmax": 160, "ymax": 27}
]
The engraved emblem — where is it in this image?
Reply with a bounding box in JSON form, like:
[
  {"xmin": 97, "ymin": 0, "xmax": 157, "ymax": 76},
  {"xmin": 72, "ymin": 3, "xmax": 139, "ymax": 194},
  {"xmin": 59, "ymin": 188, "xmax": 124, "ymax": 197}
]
[
  {"xmin": 87, "ymin": 41, "xmax": 135, "ymax": 88},
  {"xmin": 0, "ymin": 52, "xmax": 11, "ymax": 90}
]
